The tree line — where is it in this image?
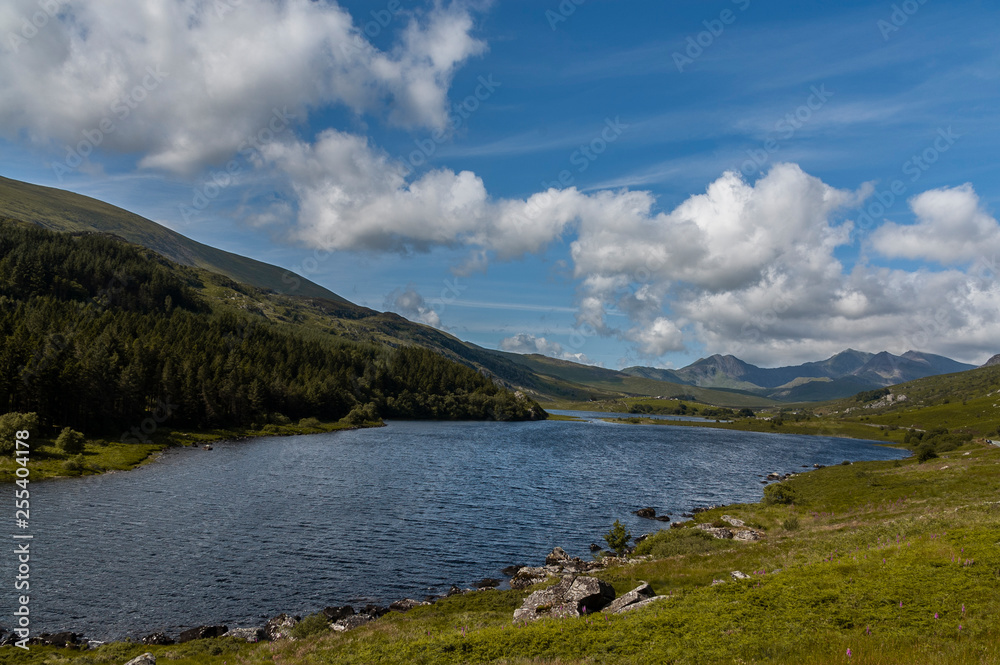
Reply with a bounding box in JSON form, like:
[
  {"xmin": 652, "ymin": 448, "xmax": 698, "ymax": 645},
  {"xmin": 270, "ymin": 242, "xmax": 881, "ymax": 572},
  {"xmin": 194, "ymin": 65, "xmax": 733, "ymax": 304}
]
[{"xmin": 0, "ymin": 221, "xmax": 545, "ymax": 439}]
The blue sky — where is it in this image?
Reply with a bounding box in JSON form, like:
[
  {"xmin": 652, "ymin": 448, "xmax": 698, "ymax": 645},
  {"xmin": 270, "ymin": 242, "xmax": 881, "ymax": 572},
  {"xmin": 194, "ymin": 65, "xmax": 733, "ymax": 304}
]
[{"xmin": 2, "ymin": 0, "xmax": 999, "ymax": 368}]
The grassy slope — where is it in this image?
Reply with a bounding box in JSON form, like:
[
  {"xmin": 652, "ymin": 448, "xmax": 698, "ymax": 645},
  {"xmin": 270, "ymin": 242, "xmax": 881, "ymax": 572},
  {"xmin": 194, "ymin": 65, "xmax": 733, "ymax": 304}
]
[
  {"xmin": 7, "ymin": 444, "xmax": 998, "ymax": 665},
  {"xmin": 0, "ymin": 175, "xmax": 345, "ymax": 302}
]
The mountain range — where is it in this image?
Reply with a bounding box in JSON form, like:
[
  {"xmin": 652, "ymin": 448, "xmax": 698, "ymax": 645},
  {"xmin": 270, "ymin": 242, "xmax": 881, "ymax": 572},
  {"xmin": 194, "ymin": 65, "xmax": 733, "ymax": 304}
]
[
  {"xmin": 0, "ymin": 175, "xmax": 985, "ymax": 406},
  {"xmin": 623, "ymin": 350, "xmax": 977, "ymax": 402}
]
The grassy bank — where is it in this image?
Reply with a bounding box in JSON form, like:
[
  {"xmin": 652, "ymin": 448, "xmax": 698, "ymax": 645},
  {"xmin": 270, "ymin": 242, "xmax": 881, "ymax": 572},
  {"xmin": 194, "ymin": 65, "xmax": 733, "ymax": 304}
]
[
  {"xmin": 0, "ymin": 419, "xmax": 379, "ymax": 483},
  {"xmin": 4, "ymin": 441, "xmax": 998, "ymax": 664}
]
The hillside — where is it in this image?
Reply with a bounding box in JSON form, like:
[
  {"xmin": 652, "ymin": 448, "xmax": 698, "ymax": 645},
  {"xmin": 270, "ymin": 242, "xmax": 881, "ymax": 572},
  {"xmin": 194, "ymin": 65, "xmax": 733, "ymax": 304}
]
[{"xmin": 0, "ymin": 175, "xmax": 346, "ymax": 301}]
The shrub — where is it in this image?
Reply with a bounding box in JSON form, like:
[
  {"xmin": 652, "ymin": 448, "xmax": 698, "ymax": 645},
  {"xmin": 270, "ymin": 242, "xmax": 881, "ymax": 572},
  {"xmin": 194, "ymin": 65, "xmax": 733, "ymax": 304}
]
[
  {"xmin": 782, "ymin": 516, "xmax": 800, "ymax": 531},
  {"xmin": 763, "ymin": 483, "xmax": 799, "ymax": 505},
  {"xmin": 290, "ymin": 612, "xmax": 330, "ymax": 639},
  {"xmin": 916, "ymin": 443, "xmax": 938, "ymax": 463},
  {"xmin": 634, "ymin": 528, "xmax": 723, "ymax": 558},
  {"xmin": 0, "ymin": 412, "xmax": 39, "ymax": 454},
  {"xmin": 344, "ymin": 402, "xmax": 380, "ymax": 426},
  {"xmin": 603, "ymin": 519, "xmax": 631, "ymax": 556},
  {"xmin": 297, "ymin": 417, "xmax": 322, "ymax": 429},
  {"xmin": 56, "ymin": 427, "xmax": 86, "ymax": 454}
]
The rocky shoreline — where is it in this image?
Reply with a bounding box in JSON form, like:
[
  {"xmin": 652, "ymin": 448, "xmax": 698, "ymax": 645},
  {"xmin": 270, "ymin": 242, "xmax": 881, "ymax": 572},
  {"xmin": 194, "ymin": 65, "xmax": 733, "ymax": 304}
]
[{"xmin": 3, "ymin": 463, "xmax": 833, "ymax": 654}]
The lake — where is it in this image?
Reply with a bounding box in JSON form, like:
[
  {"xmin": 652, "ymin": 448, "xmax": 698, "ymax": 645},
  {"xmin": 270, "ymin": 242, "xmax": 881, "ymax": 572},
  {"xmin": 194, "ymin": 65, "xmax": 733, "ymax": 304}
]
[{"xmin": 8, "ymin": 416, "xmax": 908, "ymax": 640}]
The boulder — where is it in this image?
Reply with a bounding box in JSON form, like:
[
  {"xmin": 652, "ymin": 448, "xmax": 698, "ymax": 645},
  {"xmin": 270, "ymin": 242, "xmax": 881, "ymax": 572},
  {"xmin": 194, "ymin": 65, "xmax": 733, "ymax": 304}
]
[
  {"xmin": 589, "ymin": 542, "xmax": 602, "ymax": 552},
  {"xmin": 766, "ymin": 472, "xmax": 781, "ymax": 480},
  {"xmin": 124, "ymin": 654, "xmax": 156, "ymax": 665},
  {"xmin": 474, "ymin": 578, "xmax": 501, "ymax": 589},
  {"xmin": 510, "ymin": 566, "xmax": 550, "ymax": 589},
  {"xmin": 501, "ymin": 564, "xmax": 524, "ymax": 576},
  {"xmin": 602, "ymin": 582, "xmax": 655, "ymax": 614},
  {"xmin": 322, "ymin": 606, "xmax": 355, "ymax": 622},
  {"xmin": 634, "ymin": 507, "xmax": 657, "ymax": 519},
  {"xmin": 733, "ymin": 529, "xmax": 762, "ymax": 542},
  {"xmin": 389, "ymin": 598, "xmax": 430, "ymax": 612},
  {"xmin": 545, "ymin": 547, "xmax": 572, "ymax": 565},
  {"xmin": 721, "ymin": 515, "xmax": 745, "ymax": 527},
  {"xmin": 140, "ymin": 632, "xmax": 174, "ymax": 645},
  {"xmin": 331, "ymin": 614, "xmax": 374, "ymax": 632},
  {"xmin": 512, "ymin": 575, "xmax": 616, "ymax": 622},
  {"xmin": 223, "ymin": 627, "xmax": 266, "ymax": 643},
  {"xmin": 446, "ymin": 585, "xmax": 466, "ymax": 596},
  {"xmin": 35, "ymin": 632, "xmax": 81, "ymax": 647},
  {"xmin": 361, "ymin": 604, "xmax": 389, "ymax": 619},
  {"xmin": 177, "ymin": 625, "xmax": 227, "ymax": 643},
  {"xmin": 613, "ymin": 595, "xmax": 667, "ymax": 614},
  {"xmin": 264, "ymin": 614, "xmax": 298, "ymax": 641},
  {"xmin": 695, "ymin": 523, "xmax": 734, "ymax": 539},
  {"xmin": 730, "ymin": 570, "xmax": 750, "ymax": 581}
]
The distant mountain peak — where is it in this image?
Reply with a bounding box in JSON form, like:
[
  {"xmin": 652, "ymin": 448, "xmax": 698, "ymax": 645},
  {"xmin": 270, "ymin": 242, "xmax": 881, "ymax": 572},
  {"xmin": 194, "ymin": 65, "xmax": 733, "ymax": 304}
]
[{"xmin": 982, "ymin": 354, "xmax": 1000, "ymax": 368}]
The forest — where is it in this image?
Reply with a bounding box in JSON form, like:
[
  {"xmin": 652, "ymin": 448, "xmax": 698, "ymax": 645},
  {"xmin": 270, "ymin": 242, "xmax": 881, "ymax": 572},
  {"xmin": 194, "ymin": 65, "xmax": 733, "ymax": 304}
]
[{"xmin": 0, "ymin": 221, "xmax": 546, "ymax": 440}]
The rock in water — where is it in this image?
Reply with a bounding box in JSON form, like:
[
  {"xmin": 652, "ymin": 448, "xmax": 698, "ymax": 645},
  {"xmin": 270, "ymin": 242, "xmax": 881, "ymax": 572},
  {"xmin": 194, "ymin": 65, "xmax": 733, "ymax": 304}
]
[
  {"xmin": 512, "ymin": 575, "xmax": 616, "ymax": 622},
  {"xmin": 603, "ymin": 582, "xmax": 655, "ymax": 614},
  {"xmin": 322, "ymin": 606, "xmax": 355, "ymax": 622},
  {"xmin": 140, "ymin": 632, "xmax": 173, "ymax": 645},
  {"xmin": 223, "ymin": 627, "xmax": 267, "ymax": 642},
  {"xmin": 123, "ymin": 654, "xmax": 156, "ymax": 665},
  {"xmin": 634, "ymin": 507, "xmax": 657, "ymax": 519},
  {"xmin": 177, "ymin": 625, "xmax": 227, "ymax": 643},
  {"xmin": 545, "ymin": 547, "xmax": 572, "ymax": 565}
]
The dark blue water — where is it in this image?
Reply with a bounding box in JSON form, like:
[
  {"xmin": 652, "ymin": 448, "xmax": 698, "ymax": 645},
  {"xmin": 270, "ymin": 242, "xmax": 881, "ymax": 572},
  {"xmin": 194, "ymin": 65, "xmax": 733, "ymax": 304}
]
[{"xmin": 7, "ymin": 417, "xmax": 907, "ymax": 640}]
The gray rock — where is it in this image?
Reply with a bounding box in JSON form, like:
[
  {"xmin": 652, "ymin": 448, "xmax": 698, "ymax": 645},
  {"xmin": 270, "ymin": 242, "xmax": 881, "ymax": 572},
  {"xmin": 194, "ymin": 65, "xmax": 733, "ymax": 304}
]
[
  {"xmin": 322, "ymin": 605, "xmax": 355, "ymax": 622},
  {"xmin": 711, "ymin": 579, "xmax": 726, "ymax": 585},
  {"xmin": 695, "ymin": 524, "xmax": 734, "ymax": 539},
  {"xmin": 634, "ymin": 507, "xmax": 656, "ymax": 519},
  {"xmin": 474, "ymin": 578, "xmax": 501, "ymax": 589},
  {"xmin": 389, "ymin": 598, "xmax": 430, "ymax": 612},
  {"xmin": 730, "ymin": 570, "xmax": 750, "ymax": 580},
  {"xmin": 512, "ymin": 575, "xmax": 616, "ymax": 622},
  {"xmin": 123, "ymin": 654, "xmax": 156, "ymax": 665},
  {"xmin": 602, "ymin": 582, "xmax": 654, "ymax": 614},
  {"xmin": 613, "ymin": 595, "xmax": 667, "ymax": 614},
  {"xmin": 264, "ymin": 614, "xmax": 298, "ymax": 641},
  {"xmin": 140, "ymin": 632, "xmax": 173, "ymax": 645},
  {"xmin": 509, "ymin": 566, "xmax": 550, "ymax": 589},
  {"xmin": 545, "ymin": 547, "xmax": 572, "ymax": 566},
  {"xmin": 331, "ymin": 614, "xmax": 374, "ymax": 632},
  {"xmin": 721, "ymin": 515, "xmax": 745, "ymax": 527},
  {"xmin": 733, "ymin": 529, "xmax": 762, "ymax": 542},
  {"xmin": 177, "ymin": 625, "xmax": 227, "ymax": 643},
  {"xmin": 223, "ymin": 627, "xmax": 266, "ymax": 642}
]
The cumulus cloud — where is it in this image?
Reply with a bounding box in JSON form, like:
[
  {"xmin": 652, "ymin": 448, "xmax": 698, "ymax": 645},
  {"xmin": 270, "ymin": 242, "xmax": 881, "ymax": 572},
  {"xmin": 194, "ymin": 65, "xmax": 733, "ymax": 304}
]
[
  {"xmin": 260, "ymin": 144, "xmax": 999, "ymax": 364},
  {"xmin": 870, "ymin": 184, "xmax": 1000, "ymax": 265},
  {"xmin": 384, "ymin": 286, "xmax": 442, "ymax": 329},
  {"xmin": 499, "ymin": 333, "xmax": 594, "ymax": 365},
  {"xmin": 0, "ymin": 0, "xmax": 485, "ymax": 173}
]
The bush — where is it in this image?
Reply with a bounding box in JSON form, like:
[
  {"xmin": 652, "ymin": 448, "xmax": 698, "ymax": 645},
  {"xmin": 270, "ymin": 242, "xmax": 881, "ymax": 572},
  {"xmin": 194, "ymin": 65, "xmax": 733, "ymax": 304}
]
[
  {"xmin": 0, "ymin": 412, "xmax": 39, "ymax": 454},
  {"xmin": 603, "ymin": 519, "xmax": 631, "ymax": 556},
  {"xmin": 633, "ymin": 528, "xmax": 723, "ymax": 558},
  {"xmin": 56, "ymin": 427, "xmax": 86, "ymax": 454},
  {"xmin": 290, "ymin": 612, "xmax": 330, "ymax": 639},
  {"xmin": 344, "ymin": 402, "xmax": 380, "ymax": 426},
  {"xmin": 763, "ymin": 483, "xmax": 799, "ymax": 505},
  {"xmin": 297, "ymin": 417, "xmax": 322, "ymax": 429},
  {"xmin": 782, "ymin": 516, "xmax": 800, "ymax": 531},
  {"xmin": 916, "ymin": 443, "xmax": 938, "ymax": 463}
]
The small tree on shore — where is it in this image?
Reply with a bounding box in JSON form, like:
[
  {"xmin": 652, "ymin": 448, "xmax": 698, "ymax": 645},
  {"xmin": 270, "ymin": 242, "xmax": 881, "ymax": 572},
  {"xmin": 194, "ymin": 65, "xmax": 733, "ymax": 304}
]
[
  {"xmin": 56, "ymin": 427, "xmax": 86, "ymax": 455},
  {"xmin": 604, "ymin": 519, "xmax": 632, "ymax": 556}
]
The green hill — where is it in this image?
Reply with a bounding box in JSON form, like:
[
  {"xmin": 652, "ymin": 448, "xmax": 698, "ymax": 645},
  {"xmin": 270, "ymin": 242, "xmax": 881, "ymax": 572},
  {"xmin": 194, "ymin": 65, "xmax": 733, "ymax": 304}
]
[{"xmin": 0, "ymin": 175, "xmax": 346, "ymax": 301}]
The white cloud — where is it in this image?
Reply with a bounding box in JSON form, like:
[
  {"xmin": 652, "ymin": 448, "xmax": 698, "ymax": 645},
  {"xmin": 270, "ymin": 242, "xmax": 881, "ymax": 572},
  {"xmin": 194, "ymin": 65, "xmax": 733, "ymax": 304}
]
[
  {"xmin": 628, "ymin": 317, "xmax": 685, "ymax": 356},
  {"xmin": 384, "ymin": 286, "xmax": 442, "ymax": 329},
  {"xmin": 0, "ymin": 0, "xmax": 485, "ymax": 173},
  {"xmin": 871, "ymin": 184, "xmax": 1000, "ymax": 265},
  {"xmin": 499, "ymin": 333, "xmax": 594, "ymax": 365}
]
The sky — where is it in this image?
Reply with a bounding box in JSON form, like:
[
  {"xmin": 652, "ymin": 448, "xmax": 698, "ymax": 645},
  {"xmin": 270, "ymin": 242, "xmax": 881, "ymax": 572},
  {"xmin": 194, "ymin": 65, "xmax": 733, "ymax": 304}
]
[{"xmin": 2, "ymin": 0, "xmax": 999, "ymax": 369}]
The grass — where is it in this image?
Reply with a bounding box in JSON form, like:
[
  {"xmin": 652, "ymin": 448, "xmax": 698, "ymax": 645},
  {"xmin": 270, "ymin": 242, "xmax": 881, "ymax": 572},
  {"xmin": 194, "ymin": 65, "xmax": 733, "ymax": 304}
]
[
  {"xmin": 4, "ymin": 444, "xmax": 998, "ymax": 664},
  {"xmin": 0, "ymin": 419, "xmax": 377, "ymax": 483}
]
